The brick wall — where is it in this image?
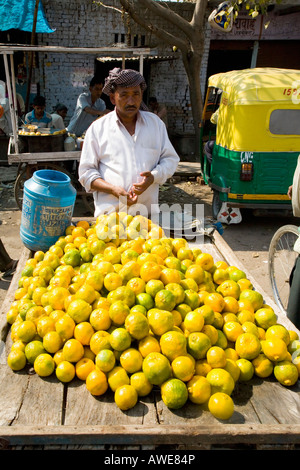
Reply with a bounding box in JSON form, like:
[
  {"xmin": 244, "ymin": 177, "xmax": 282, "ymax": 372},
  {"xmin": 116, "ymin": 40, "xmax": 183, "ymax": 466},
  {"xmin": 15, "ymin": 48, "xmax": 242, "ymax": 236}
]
[{"xmin": 37, "ymin": 0, "xmax": 210, "ymax": 143}]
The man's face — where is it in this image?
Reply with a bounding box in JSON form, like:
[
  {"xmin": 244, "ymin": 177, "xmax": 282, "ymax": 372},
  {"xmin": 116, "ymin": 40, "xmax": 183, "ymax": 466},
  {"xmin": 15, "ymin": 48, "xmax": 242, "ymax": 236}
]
[
  {"xmin": 110, "ymin": 86, "xmax": 143, "ymax": 120},
  {"xmin": 33, "ymin": 105, "xmax": 45, "ymax": 119},
  {"xmin": 90, "ymin": 83, "xmax": 104, "ymax": 100},
  {"xmin": 58, "ymin": 109, "xmax": 67, "ymax": 119}
]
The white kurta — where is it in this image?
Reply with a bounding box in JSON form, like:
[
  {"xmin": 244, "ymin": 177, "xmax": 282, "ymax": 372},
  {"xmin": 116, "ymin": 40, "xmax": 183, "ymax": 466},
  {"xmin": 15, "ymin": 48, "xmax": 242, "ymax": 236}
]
[{"xmin": 78, "ymin": 109, "xmax": 180, "ymax": 218}]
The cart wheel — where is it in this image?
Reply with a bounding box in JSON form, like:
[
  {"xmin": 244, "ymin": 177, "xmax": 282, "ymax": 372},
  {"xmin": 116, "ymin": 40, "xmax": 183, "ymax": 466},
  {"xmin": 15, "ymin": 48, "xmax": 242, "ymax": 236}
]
[
  {"xmin": 68, "ymin": 177, "xmax": 95, "ymax": 216},
  {"xmin": 14, "ymin": 162, "xmax": 71, "ymax": 210},
  {"xmin": 268, "ymin": 224, "xmax": 299, "ymax": 314},
  {"xmin": 212, "ymin": 190, "xmax": 222, "ymax": 219},
  {"xmin": 81, "ymin": 189, "xmax": 95, "ymax": 215}
]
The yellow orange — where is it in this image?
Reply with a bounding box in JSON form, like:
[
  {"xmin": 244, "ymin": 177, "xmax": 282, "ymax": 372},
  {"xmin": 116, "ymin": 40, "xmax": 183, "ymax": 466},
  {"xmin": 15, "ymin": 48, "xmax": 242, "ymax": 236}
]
[
  {"xmin": 204, "ymin": 292, "xmax": 225, "ymax": 313},
  {"xmin": 74, "ymin": 321, "xmax": 95, "ymax": 345},
  {"xmin": 89, "ymin": 308, "xmax": 111, "ymax": 331},
  {"xmin": 114, "ymin": 384, "xmax": 138, "ymax": 410},
  {"xmin": 171, "ymin": 355, "xmax": 195, "ymax": 382},
  {"xmin": 160, "ymin": 268, "xmax": 182, "ymax": 285},
  {"xmin": 208, "ymin": 392, "xmax": 234, "ymax": 420},
  {"xmin": 75, "ymin": 357, "xmax": 95, "ymax": 380},
  {"xmin": 34, "ymin": 353, "xmax": 55, "ymax": 377},
  {"xmin": 48, "ymin": 287, "xmax": 70, "ymax": 310},
  {"xmin": 195, "ymin": 253, "xmax": 214, "ymax": 271},
  {"xmin": 66, "ymin": 299, "xmax": 92, "ymax": 324},
  {"xmin": 90, "ymin": 330, "xmax": 112, "ymax": 355},
  {"xmin": 63, "ymin": 338, "xmax": 85, "ymax": 362},
  {"xmin": 138, "ymin": 335, "xmax": 161, "ymax": 357},
  {"xmin": 56, "ymin": 361, "xmax": 76, "ymax": 383},
  {"xmin": 43, "ymin": 330, "xmax": 63, "ymax": 354},
  {"xmin": 187, "ymin": 375, "xmax": 211, "ymax": 404},
  {"xmin": 86, "ymin": 369, "xmax": 108, "ymax": 396},
  {"xmin": 207, "ymin": 346, "xmax": 227, "ymax": 368}
]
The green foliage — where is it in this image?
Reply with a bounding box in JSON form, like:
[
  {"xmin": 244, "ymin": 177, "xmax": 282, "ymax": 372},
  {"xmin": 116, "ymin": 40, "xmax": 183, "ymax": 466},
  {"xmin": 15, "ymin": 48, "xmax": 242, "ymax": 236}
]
[{"xmin": 223, "ymin": 0, "xmax": 282, "ymax": 20}]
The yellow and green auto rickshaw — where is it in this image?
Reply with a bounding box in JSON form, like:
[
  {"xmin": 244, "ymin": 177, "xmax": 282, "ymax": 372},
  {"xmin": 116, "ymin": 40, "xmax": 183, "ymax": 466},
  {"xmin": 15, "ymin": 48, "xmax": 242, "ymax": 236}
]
[{"xmin": 200, "ymin": 67, "xmax": 300, "ymax": 221}]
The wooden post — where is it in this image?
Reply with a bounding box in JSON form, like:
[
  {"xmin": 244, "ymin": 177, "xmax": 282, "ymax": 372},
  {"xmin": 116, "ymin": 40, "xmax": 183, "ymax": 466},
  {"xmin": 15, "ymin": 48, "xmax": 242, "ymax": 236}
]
[{"xmin": 25, "ymin": 0, "xmax": 40, "ymax": 113}]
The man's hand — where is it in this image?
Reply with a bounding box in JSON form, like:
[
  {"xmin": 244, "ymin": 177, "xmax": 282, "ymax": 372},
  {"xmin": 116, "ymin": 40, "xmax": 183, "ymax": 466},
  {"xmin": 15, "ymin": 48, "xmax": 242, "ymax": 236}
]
[
  {"xmin": 111, "ymin": 185, "xmax": 138, "ymax": 206},
  {"xmin": 91, "ymin": 178, "xmax": 137, "ymax": 206},
  {"xmin": 131, "ymin": 171, "xmax": 154, "ymax": 196},
  {"xmin": 288, "ymin": 185, "xmax": 293, "ymax": 199}
]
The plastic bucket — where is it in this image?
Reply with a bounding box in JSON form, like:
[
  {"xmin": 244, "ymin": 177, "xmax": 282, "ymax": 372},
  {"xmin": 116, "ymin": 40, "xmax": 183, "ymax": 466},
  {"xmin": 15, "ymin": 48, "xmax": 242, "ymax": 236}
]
[{"xmin": 20, "ymin": 169, "xmax": 76, "ymax": 252}]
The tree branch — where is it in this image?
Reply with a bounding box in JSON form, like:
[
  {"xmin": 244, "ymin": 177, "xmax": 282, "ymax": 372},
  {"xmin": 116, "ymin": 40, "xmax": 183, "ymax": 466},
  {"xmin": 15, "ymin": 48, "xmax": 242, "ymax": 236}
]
[
  {"xmin": 119, "ymin": 0, "xmax": 189, "ymax": 53},
  {"xmin": 191, "ymin": 0, "xmax": 209, "ymax": 29},
  {"xmin": 137, "ymin": 0, "xmax": 195, "ymax": 38},
  {"xmin": 93, "ymin": 1, "xmax": 123, "ymax": 15}
]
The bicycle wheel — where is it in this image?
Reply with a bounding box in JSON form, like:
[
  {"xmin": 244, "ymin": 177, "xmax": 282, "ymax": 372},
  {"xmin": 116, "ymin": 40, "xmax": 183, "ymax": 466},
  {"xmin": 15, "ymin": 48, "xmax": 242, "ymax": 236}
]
[
  {"xmin": 268, "ymin": 224, "xmax": 299, "ymax": 313},
  {"xmin": 68, "ymin": 163, "xmax": 94, "ymax": 215},
  {"xmin": 68, "ymin": 176, "xmax": 95, "ymax": 215}
]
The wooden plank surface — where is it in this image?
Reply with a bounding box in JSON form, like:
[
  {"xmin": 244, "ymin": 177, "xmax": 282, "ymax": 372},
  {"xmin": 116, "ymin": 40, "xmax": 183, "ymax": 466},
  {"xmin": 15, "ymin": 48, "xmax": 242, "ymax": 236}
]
[
  {"xmin": 1, "ymin": 231, "xmax": 300, "ymax": 447},
  {"xmin": 8, "ymin": 151, "xmax": 81, "ymax": 164},
  {"xmin": 1, "ymin": 423, "xmax": 300, "ymax": 447}
]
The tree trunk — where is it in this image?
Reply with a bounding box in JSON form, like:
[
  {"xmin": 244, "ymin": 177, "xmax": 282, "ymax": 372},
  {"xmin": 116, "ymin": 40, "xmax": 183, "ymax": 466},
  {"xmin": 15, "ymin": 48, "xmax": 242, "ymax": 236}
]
[{"xmin": 181, "ymin": 50, "xmax": 203, "ymax": 162}]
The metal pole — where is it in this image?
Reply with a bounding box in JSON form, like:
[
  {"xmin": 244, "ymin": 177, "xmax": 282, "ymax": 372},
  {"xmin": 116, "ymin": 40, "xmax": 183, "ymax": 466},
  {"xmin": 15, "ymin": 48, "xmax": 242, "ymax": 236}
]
[
  {"xmin": 139, "ymin": 54, "xmax": 144, "ymax": 75},
  {"xmin": 2, "ymin": 52, "xmax": 18, "ymax": 154}
]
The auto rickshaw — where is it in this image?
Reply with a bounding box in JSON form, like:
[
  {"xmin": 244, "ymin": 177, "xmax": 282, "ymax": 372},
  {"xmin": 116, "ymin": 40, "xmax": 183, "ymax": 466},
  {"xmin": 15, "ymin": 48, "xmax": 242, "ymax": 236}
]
[{"xmin": 200, "ymin": 68, "xmax": 300, "ymax": 222}]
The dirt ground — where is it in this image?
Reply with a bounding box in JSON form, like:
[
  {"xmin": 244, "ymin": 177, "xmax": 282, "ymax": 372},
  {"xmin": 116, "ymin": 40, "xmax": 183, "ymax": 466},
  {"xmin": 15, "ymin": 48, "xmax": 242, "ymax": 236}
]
[{"xmin": 0, "ymin": 166, "xmax": 298, "ymax": 307}]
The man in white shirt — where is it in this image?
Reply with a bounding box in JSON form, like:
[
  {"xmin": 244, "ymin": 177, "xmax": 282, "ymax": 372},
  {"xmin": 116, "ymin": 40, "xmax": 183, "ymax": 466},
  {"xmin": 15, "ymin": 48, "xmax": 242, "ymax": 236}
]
[
  {"xmin": 78, "ymin": 68, "xmax": 179, "ymax": 218},
  {"xmin": 67, "ymin": 76, "xmax": 109, "ymax": 137}
]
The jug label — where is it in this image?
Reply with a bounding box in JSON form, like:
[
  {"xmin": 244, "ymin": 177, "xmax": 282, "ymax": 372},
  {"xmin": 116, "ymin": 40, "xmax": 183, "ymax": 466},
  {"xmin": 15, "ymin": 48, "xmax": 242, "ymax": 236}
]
[
  {"xmin": 22, "ymin": 193, "xmax": 73, "ymax": 237},
  {"xmin": 39, "ymin": 206, "xmax": 74, "ymax": 236}
]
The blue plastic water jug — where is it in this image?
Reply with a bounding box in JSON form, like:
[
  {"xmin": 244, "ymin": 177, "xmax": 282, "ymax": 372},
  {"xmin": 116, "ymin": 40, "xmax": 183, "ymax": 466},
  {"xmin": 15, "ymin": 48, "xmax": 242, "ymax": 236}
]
[{"xmin": 20, "ymin": 169, "xmax": 76, "ymax": 252}]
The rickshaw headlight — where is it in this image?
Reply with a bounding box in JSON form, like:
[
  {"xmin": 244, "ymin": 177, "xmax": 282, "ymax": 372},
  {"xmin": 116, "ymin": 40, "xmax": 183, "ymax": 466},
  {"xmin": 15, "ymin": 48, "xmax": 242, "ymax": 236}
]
[{"xmin": 240, "ymin": 162, "xmax": 253, "ymax": 181}]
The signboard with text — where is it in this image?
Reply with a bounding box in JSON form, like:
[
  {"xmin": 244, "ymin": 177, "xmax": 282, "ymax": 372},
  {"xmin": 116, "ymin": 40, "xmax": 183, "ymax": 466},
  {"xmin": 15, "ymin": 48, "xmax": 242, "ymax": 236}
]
[{"xmin": 210, "ymin": 11, "xmax": 300, "ymax": 40}]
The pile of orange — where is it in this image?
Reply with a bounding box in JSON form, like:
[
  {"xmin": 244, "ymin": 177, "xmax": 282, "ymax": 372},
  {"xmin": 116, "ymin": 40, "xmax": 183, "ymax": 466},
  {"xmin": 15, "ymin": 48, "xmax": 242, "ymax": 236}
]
[{"xmin": 6, "ymin": 213, "xmax": 300, "ymax": 420}]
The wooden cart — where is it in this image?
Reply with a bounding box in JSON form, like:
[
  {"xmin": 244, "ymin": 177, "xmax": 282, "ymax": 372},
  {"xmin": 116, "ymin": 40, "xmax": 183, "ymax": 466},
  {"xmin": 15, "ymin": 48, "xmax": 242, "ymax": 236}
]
[{"xmin": 1, "ymin": 229, "xmax": 300, "ymax": 450}]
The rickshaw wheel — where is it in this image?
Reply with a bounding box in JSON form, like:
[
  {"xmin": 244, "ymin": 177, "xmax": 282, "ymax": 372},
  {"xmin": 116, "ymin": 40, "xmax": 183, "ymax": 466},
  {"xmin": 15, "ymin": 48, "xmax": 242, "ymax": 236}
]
[
  {"xmin": 268, "ymin": 224, "xmax": 299, "ymax": 314},
  {"xmin": 212, "ymin": 190, "xmax": 222, "ymax": 219}
]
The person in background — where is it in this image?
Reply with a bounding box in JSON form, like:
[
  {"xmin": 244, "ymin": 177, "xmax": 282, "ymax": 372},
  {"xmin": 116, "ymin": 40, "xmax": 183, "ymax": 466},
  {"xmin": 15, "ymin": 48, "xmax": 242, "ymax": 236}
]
[
  {"xmin": 0, "ymin": 238, "xmax": 18, "ymax": 280},
  {"xmin": 51, "ymin": 103, "xmax": 68, "ymax": 130},
  {"xmin": 78, "ymin": 68, "xmax": 179, "ymax": 218},
  {"xmin": 0, "ymin": 97, "xmax": 12, "ymax": 135},
  {"xmin": 67, "ymin": 76, "xmax": 109, "ymax": 137},
  {"xmin": 16, "ymin": 93, "xmax": 25, "ymax": 122},
  {"xmin": 148, "ymin": 96, "xmax": 168, "ymax": 128},
  {"xmin": 24, "ymin": 95, "xmax": 52, "ymax": 128}
]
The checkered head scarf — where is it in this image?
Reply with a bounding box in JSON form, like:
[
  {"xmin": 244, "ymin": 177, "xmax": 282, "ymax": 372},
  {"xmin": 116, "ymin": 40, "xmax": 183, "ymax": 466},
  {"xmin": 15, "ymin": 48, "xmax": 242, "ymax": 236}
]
[{"xmin": 102, "ymin": 68, "xmax": 147, "ymax": 95}]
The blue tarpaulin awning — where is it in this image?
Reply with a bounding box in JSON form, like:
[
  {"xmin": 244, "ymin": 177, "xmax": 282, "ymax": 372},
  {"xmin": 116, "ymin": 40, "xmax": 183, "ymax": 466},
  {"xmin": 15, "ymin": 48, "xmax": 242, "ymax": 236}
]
[{"xmin": 0, "ymin": 0, "xmax": 55, "ymax": 33}]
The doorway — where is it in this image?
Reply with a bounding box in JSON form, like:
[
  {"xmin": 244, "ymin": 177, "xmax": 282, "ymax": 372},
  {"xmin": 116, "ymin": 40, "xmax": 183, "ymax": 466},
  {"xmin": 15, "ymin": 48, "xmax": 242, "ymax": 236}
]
[{"xmin": 206, "ymin": 40, "xmax": 254, "ymax": 80}]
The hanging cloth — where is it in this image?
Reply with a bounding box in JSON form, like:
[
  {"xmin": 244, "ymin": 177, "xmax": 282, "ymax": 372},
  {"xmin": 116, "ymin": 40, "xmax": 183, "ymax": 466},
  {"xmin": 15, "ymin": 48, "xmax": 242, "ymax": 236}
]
[{"xmin": 0, "ymin": 0, "xmax": 55, "ymax": 33}]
